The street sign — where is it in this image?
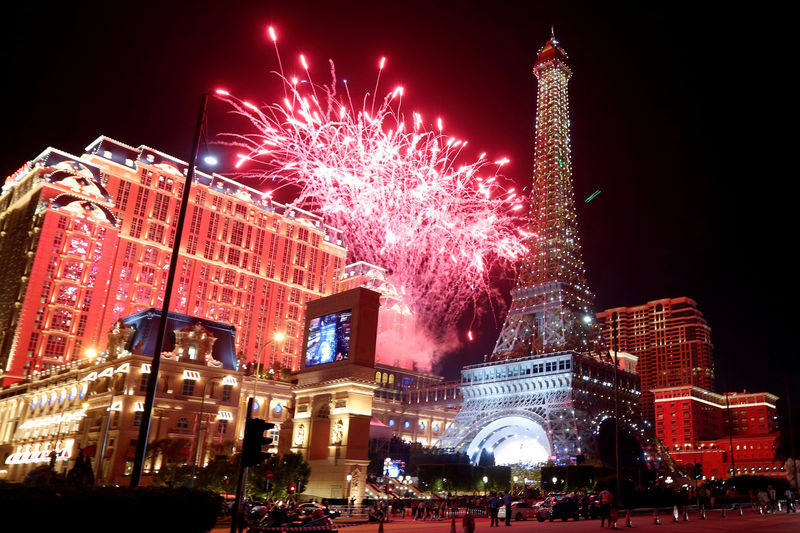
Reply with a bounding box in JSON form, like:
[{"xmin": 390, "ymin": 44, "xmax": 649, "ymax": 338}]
[{"xmin": 265, "ymin": 471, "xmax": 275, "ymax": 479}]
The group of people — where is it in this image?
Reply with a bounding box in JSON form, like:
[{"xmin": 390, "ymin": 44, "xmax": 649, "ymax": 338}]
[
  {"xmin": 756, "ymin": 486, "xmax": 797, "ymax": 513},
  {"xmin": 487, "ymin": 491, "xmax": 513, "ymax": 526}
]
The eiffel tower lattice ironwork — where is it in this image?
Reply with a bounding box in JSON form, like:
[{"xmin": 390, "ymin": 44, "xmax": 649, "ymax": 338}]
[
  {"xmin": 494, "ymin": 29, "xmax": 596, "ymax": 359},
  {"xmin": 437, "ymin": 30, "xmax": 646, "ymax": 464}
]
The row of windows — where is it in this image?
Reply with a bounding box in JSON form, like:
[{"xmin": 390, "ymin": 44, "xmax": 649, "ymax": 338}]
[{"xmin": 462, "ymin": 358, "xmax": 572, "ymax": 383}]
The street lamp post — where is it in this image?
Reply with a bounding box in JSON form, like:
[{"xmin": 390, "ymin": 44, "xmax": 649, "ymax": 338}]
[{"xmin": 346, "ymin": 474, "xmax": 353, "ymax": 515}]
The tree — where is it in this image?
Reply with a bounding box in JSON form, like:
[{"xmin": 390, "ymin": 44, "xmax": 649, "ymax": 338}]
[
  {"xmin": 443, "ymin": 463, "xmax": 473, "ymax": 494},
  {"xmin": 485, "ymin": 465, "xmax": 511, "ymax": 492},
  {"xmin": 146, "ymin": 437, "xmax": 192, "ymax": 487},
  {"xmin": 147, "ymin": 437, "xmax": 192, "ymax": 466},
  {"xmin": 417, "ymin": 464, "xmax": 444, "ymax": 493},
  {"xmin": 193, "ymin": 457, "xmax": 238, "ymax": 492},
  {"xmin": 248, "ymin": 452, "xmax": 311, "ymax": 499},
  {"xmin": 478, "ymin": 448, "xmax": 495, "ymax": 466}
]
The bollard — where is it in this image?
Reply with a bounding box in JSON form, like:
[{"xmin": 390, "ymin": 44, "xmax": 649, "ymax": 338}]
[
  {"xmin": 738, "ymin": 505, "xmax": 743, "ymax": 516},
  {"xmin": 683, "ymin": 508, "xmax": 689, "ymax": 522},
  {"xmin": 721, "ymin": 506, "xmax": 726, "ymax": 518},
  {"xmin": 777, "ymin": 501, "xmax": 782, "ymax": 512},
  {"xmin": 700, "ymin": 505, "xmax": 706, "ymax": 520},
  {"xmin": 624, "ymin": 509, "xmax": 632, "ymax": 527},
  {"xmin": 653, "ymin": 508, "xmax": 660, "ymax": 525}
]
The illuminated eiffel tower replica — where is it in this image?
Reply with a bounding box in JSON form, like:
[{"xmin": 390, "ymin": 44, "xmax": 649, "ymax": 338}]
[{"xmin": 438, "ymin": 30, "xmax": 647, "ymax": 465}]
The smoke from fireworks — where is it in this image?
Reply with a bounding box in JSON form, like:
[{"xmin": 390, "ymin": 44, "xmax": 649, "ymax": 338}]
[{"xmin": 218, "ymin": 31, "xmax": 527, "ymax": 361}]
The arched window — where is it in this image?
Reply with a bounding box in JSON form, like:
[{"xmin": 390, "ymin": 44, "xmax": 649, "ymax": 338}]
[
  {"xmin": 375, "ymin": 371, "xmax": 381, "ymax": 382},
  {"xmin": 188, "ymin": 344, "xmax": 198, "ymax": 360},
  {"xmin": 388, "ymin": 374, "xmax": 395, "ymax": 386}
]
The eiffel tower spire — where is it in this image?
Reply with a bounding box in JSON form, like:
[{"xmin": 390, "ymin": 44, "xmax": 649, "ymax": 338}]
[{"xmin": 492, "ymin": 33, "xmax": 596, "ymax": 359}]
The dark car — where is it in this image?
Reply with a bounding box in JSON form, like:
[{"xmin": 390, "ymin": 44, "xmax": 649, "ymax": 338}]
[
  {"xmin": 578, "ymin": 493, "xmax": 600, "ymax": 519},
  {"xmin": 537, "ymin": 496, "xmax": 580, "ymax": 522}
]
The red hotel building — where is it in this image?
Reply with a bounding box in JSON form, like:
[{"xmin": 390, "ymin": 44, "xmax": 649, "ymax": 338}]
[
  {"xmin": 597, "ymin": 297, "xmax": 714, "ymax": 423},
  {"xmin": 0, "ymin": 136, "xmax": 348, "ymax": 386},
  {"xmin": 653, "ymin": 385, "xmax": 782, "ymax": 479}
]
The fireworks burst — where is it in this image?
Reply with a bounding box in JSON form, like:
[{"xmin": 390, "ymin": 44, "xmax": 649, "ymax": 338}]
[{"xmin": 218, "ymin": 31, "xmax": 527, "ymax": 341}]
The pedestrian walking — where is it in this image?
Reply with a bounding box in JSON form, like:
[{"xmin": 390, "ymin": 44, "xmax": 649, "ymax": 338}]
[
  {"xmin": 503, "ymin": 491, "xmax": 512, "ymax": 526},
  {"xmin": 768, "ymin": 485, "xmax": 777, "ymax": 513},
  {"xmin": 599, "ymin": 487, "xmax": 613, "ymax": 528}
]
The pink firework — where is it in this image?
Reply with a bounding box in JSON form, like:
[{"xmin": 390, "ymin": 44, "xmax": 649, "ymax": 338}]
[{"xmin": 218, "ymin": 46, "xmax": 527, "ymax": 338}]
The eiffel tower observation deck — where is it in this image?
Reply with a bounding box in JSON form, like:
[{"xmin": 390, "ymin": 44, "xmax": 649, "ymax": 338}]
[{"xmin": 437, "ymin": 31, "xmax": 649, "ymax": 466}]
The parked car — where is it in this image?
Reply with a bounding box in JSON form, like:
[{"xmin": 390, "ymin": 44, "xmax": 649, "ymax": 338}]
[
  {"xmin": 298, "ymin": 503, "xmax": 341, "ymax": 519},
  {"xmin": 497, "ymin": 502, "xmax": 538, "ymax": 521},
  {"xmin": 537, "ymin": 496, "xmax": 580, "ymax": 522},
  {"xmin": 577, "ymin": 492, "xmax": 600, "ymax": 519}
]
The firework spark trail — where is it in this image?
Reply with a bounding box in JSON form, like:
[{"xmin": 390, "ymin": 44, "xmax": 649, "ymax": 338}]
[{"xmin": 218, "ymin": 48, "xmax": 528, "ymax": 340}]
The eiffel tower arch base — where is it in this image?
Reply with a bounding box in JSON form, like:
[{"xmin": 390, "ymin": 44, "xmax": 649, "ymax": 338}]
[
  {"xmin": 466, "ymin": 414, "xmax": 551, "ymax": 465},
  {"xmin": 437, "ymin": 351, "xmax": 645, "ymax": 466}
]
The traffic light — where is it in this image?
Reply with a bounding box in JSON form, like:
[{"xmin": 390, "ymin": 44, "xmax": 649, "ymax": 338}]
[
  {"xmin": 694, "ymin": 462, "xmax": 703, "ymax": 480},
  {"xmin": 288, "ymin": 483, "xmax": 297, "ymax": 494},
  {"xmin": 386, "ymin": 484, "xmax": 394, "ymax": 494},
  {"xmin": 242, "ymin": 418, "xmax": 275, "ymax": 467}
]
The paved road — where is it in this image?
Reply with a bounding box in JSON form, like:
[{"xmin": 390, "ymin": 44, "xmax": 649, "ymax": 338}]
[{"xmin": 214, "ymin": 509, "xmax": 800, "ymax": 533}]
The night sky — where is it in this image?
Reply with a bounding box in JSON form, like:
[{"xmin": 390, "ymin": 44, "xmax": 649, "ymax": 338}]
[{"xmin": 2, "ymin": 2, "xmax": 795, "ymax": 404}]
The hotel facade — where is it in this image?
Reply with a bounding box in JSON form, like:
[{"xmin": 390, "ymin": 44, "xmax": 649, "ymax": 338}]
[{"xmin": 0, "ymin": 136, "xmax": 348, "ymax": 386}]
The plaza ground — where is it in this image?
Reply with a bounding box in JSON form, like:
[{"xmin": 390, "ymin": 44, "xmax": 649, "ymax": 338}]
[{"xmin": 212, "ymin": 507, "xmax": 800, "ymax": 533}]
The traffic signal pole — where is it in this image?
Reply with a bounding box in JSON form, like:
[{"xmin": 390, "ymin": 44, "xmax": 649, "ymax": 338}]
[{"xmin": 230, "ymin": 397, "xmax": 254, "ymax": 533}]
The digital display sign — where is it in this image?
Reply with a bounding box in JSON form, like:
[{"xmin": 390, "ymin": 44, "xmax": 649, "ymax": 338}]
[
  {"xmin": 305, "ymin": 309, "xmax": 352, "ymax": 366},
  {"xmin": 383, "ymin": 458, "xmax": 405, "ymax": 478}
]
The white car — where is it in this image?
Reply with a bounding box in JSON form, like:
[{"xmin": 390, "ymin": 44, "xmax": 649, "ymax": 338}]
[{"xmin": 497, "ymin": 502, "xmax": 538, "ymax": 521}]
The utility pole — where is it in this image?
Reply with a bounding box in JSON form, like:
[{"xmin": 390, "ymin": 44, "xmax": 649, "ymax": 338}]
[{"xmin": 130, "ymin": 93, "xmax": 208, "ymax": 486}]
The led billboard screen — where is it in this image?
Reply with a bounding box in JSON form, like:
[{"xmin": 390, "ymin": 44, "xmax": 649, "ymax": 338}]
[{"xmin": 305, "ymin": 309, "xmax": 352, "ymax": 366}]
